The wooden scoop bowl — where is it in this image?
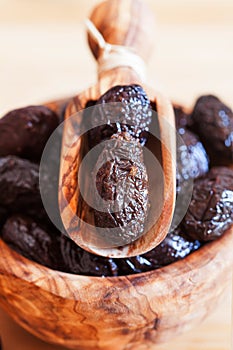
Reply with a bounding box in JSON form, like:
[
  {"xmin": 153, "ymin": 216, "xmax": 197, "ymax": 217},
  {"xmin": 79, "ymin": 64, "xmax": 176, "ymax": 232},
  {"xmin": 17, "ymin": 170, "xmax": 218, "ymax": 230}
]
[{"xmin": 59, "ymin": 0, "xmax": 176, "ymax": 258}]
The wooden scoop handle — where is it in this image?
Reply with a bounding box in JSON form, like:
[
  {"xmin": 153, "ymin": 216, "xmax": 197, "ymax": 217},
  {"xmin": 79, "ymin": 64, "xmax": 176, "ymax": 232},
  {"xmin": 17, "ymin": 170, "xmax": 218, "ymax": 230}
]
[{"xmin": 88, "ymin": 0, "xmax": 155, "ymax": 63}]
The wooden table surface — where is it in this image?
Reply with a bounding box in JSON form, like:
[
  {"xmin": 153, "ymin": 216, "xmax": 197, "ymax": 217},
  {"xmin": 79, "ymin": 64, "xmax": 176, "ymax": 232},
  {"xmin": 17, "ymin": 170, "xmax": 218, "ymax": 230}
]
[{"xmin": 0, "ymin": 0, "xmax": 233, "ymax": 349}]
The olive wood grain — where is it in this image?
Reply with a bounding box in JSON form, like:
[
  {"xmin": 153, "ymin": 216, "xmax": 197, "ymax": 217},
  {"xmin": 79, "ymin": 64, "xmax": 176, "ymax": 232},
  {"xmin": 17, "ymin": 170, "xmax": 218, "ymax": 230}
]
[
  {"xmin": 87, "ymin": 0, "xmax": 155, "ymax": 62},
  {"xmin": 59, "ymin": 0, "xmax": 176, "ymax": 258},
  {"xmin": 0, "ymin": 227, "xmax": 232, "ymax": 350},
  {"xmin": 44, "ymin": 97, "xmax": 72, "ymax": 121}
]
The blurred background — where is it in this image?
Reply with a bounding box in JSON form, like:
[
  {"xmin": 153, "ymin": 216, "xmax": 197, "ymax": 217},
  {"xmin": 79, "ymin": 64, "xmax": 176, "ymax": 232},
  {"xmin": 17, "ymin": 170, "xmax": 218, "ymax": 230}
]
[
  {"xmin": 0, "ymin": 0, "xmax": 232, "ymax": 349},
  {"xmin": 0, "ymin": 0, "xmax": 233, "ymax": 115}
]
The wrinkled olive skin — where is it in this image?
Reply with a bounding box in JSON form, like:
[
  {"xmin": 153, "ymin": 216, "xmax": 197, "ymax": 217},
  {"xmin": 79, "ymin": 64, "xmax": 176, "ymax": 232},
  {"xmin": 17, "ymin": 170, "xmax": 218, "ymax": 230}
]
[
  {"xmin": 2, "ymin": 214, "xmax": 201, "ymax": 277},
  {"xmin": 93, "ymin": 132, "xmax": 149, "ymax": 246},
  {"xmin": 0, "ymin": 105, "xmax": 59, "ymax": 161},
  {"xmin": 88, "ymin": 84, "xmax": 152, "ymax": 148},
  {"xmin": 191, "ymin": 95, "xmax": 233, "ymax": 165},
  {"xmin": 1, "ymin": 92, "xmax": 233, "ymax": 277},
  {"xmin": 182, "ymin": 167, "xmax": 233, "ymax": 241}
]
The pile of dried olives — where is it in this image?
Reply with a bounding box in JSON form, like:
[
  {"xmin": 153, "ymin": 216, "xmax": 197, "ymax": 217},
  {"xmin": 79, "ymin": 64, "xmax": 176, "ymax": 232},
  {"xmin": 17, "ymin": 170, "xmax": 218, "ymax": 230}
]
[{"xmin": 0, "ymin": 87, "xmax": 232, "ymax": 277}]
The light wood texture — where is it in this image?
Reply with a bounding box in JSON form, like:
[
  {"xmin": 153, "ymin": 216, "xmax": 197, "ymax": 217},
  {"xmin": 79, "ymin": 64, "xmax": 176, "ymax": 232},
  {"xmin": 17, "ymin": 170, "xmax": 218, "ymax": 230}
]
[
  {"xmin": 59, "ymin": 0, "xmax": 176, "ymax": 258},
  {"xmin": 0, "ymin": 228, "xmax": 232, "ymax": 350},
  {"xmin": 87, "ymin": 0, "xmax": 155, "ymax": 62},
  {"xmin": 0, "ymin": 0, "xmax": 232, "ymax": 349},
  {"xmin": 0, "ymin": 289, "xmax": 231, "ymax": 350}
]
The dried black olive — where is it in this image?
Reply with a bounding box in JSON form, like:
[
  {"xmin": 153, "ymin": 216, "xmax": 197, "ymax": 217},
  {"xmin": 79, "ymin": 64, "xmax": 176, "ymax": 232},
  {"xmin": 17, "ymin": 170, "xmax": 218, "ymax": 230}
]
[
  {"xmin": 191, "ymin": 95, "xmax": 233, "ymax": 165},
  {"xmin": 182, "ymin": 167, "xmax": 233, "ymax": 241},
  {"xmin": 117, "ymin": 228, "xmax": 201, "ymax": 275},
  {"xmin": 176, "ymin": 128, "xmax": 209, "ymax": 194},
  {"xmin": 1, "ymin": 215, "xmax": 62, "ymax": 269},
  {"xmin": 0, "ymin": 105, "xmax": 59, "ymax": 161},
  {"xmin": 93, "ymin": 132, "xmax": 149, "ymax": 246},
  {"xmin": 1, "ymin": 214, "xmax": 201, "ymax": 277},
  {"xmin": 0, "ymin": 156, "xmax": 40, "ymax": 209},
  {"xmin": 0, "ymin": 155, "xmax": 61, "ymax": 225},
  {"xmin": 59, "ymin": 234, "xmax": 118, "ymax": 276},
  {"xmin": 59, "ymin": 227, "xmax": 201, "ymax": 276},
  {"xmin": 88, "ymin": 84, "xmax": 152, "ymax": 147},
  {"xmin": 1, "ymin": 214, "xmax": 118, "ymax": 276}
]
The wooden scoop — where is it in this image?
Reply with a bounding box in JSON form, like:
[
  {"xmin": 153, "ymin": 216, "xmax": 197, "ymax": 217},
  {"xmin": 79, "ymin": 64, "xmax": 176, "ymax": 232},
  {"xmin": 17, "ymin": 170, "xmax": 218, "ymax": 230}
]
[{"xmin": 58, "ymin": 0, "xmax": 176, "ymax": 258}]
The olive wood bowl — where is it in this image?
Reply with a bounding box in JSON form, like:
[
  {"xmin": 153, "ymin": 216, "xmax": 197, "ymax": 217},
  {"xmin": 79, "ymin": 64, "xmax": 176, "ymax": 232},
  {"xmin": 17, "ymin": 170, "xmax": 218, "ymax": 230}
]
[{"xmin": 0, "ymin": 227, "xmax": 232, "ymax": 350}]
